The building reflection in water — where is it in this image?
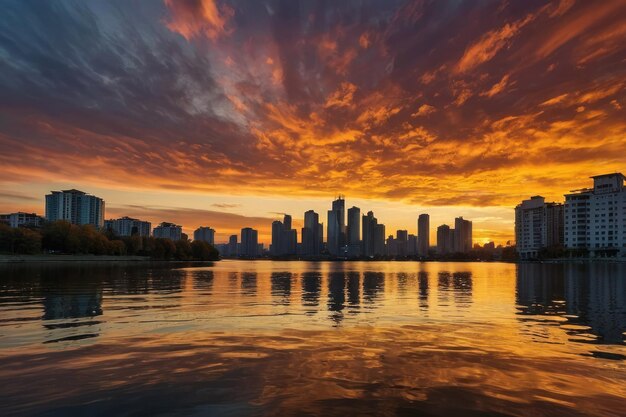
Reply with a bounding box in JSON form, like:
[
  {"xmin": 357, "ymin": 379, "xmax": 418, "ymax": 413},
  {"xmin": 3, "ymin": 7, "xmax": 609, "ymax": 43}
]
[
  {"xmin": 301, "ymin": 272, "xmax": 321, "ymax": 314},
  {"xmin": 362, "ymin": 272, "xmax": 384, "ymax": 306},
  {"xmin": 516, "ymin": 263, "xmax": 626, "ymax": 345},
  {"xmin": 327, "ymin": 271, "xmax": 346, "ymax": 324},
  {"xmin": 193, "ymin": 270, "xmax": 214, "ymax": 292},
  {"xmin": 241, "ymin": 272, "xmax": 257, "ymax": 296},
  {"xmin": 418, "ymin": 271, "xmax": 429, "ymax": 310},
  {"xmin": 346, "ymin": 271, "xmax": 360, "ymax": 314},
  {"xmin": 452, "ymin": 272, "xmax": 473, "ymax": 308},
  {"xmin": 271, "ymin": 272, "xmax": 292, "ymax": 306}
]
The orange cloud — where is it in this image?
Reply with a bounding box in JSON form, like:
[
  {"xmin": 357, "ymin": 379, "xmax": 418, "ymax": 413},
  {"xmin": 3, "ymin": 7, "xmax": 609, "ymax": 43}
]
[
  {"xmin": 411, "ymin": 104, "xmax": 436, "ymax": 117},
  {"xmin": 164, "ymin": 0, "xmax": 234, "ymax": 40},
  {"xmin": 480, "ymin": 74, "xmax": 514, "ymax": 98},
  {"xmin": 456, "ymin": 14, "xmax": 534, "ymax": 73}
]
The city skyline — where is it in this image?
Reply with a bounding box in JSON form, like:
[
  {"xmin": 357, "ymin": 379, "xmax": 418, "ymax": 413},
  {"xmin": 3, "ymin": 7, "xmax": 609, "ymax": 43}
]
[{"xmin": 1, "ymin": 1, "xmax": 625, "ymax": 247}]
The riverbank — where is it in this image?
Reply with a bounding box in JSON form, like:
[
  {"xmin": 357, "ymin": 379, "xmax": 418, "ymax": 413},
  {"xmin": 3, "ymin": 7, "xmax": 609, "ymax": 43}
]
[{"xmin": 0, "ymin": 254, "xmax": 217, "ymax": 264}]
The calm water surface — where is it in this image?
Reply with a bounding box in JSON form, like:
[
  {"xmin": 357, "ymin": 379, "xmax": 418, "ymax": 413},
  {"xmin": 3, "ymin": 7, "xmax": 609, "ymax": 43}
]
[{"xmin": 0, "ymin": 261, "xmax": 625, "ymax": 416}]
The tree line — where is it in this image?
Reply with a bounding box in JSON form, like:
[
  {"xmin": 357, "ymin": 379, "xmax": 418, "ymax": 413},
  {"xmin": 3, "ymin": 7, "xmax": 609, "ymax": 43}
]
[{"xmin": 0, "ymin": 221, "xmax": 219, "ymax": 261}]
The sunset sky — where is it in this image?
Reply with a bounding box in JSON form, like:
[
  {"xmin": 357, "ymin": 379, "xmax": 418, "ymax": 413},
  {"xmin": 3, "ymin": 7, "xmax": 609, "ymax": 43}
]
[{"xmin": 0, "ymin": 0, "xmax": 625, "ymax": 244}]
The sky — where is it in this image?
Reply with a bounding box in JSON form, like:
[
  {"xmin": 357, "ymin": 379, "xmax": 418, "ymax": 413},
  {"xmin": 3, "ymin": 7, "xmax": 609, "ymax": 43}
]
[{"xmin": 0, "ymin": 0, "xmax": 625, "ymax": 244}]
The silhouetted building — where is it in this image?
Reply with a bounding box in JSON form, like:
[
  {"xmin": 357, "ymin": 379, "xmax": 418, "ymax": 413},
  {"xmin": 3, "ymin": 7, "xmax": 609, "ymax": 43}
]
[
  {"xmin": 0, "ymin": 212, "xmax": 44, "ymax": 228},
  {"xmin": 408, "ymin": 234, "xmax": 418, "ymax": 256},
  {"xmin": 396, "ymin": 230, "xmax": 408, "ymax": 257},
  {"xmin": 302, "ymin": 210, "xmax": 322, "ymax": 256},
  {"xmin": 240, "ymin": 227, "xmax": 258, "ymax": 257},
  {"xmin": 193, "ymin": 226, "xmax": 215, "ymax": 245},
  {"xmin": 45, "ymin": 189, "xmax": 104, "ymax": 228},
  {"xmin": 153, "ymin": 222, "xmax": 182, "ymax": 240},
  {"xmin": 362, "ymin": 211, "xmax": 377, "ymax": 258},
  {"xmin": 454, "ymin": 217, "xmax": 473, "ymax": 253},
  {"xmin": 271, "ymin": 220, "xmax": 283, "ymax": 256},
  {"xmin": 418, "ymin": 213, "xmax": 430, "ymax": 256},
  {"xmin": 271, "ymin": 215, "xmax": 297, "ymax": 256},
  {"xmin": 565, "ymin": 173, "xmax": 626, "ymax": 257},
  {"xmin": 515, "ymin": 196, "xmax": 564, "ymax": 259},
  {"xmin": 327, "ymin": 196, "xmax": 346, "ymax": 256},
  {"xmin": 228, "ymin": 234, "xmax": 238, "ymax": 256},
  {"xmin": 373, "ymin": 223, "xmax": 386, "ymax": 256},
  {"xmin": 347, "ymin": 206, "xmax": 361, "ymax": 258},
  {"xmin": 105, "ymin": 216, "xmax": 151, "ymax": 237},
  {"xmin": 437, "ymin": 224, "xmax": 453, "ymax": 254}
]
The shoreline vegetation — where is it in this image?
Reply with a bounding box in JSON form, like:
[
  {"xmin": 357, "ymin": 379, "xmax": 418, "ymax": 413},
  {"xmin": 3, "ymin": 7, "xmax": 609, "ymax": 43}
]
[{"xmin": 0, "ymin": 221, "xmax": 219, "ymax": 262}]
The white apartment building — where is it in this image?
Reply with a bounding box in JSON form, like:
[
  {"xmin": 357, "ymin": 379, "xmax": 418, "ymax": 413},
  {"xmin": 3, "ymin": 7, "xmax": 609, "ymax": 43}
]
[
  {"xmin": 45, "ymin": 189, "xmax": 105, "ymax": 228},
  {"xmin": 104, "ymin": 217, "xmax": 152, "ymax": 237},
  {"xmin": 565, "ymin": 173, "xmax": 626, "ymax": 258},
  {"xmin": 153, "ymin": 222, "xmax": 183, "ymax": 241},
  {"xmin": 515, "ymin": 196, "xmax": 564, "ymax": 259}
]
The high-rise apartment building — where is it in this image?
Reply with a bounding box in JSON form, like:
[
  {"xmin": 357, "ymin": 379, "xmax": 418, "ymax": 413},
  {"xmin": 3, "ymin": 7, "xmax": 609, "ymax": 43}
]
[
  {"xmin": 453, "ymin": 217, "xmax": 473, "ymax": 253},
  {"xmin": 302, "ymin": 210, "xmax": 322, "ymax": 256},
  {"xmin": 362, "ymin": 211, "xmax": 377, "ymax": 257},
  {"xmin": 373, "ymin": 223, "xmax": 386, "ymax": 256},
  {"xmin": 564, "ymin": 173, "xmax": 626, "ymax": 257},
  {"xmin": 193, "ymin": 226, "xmax": 215, "ymax": 245},
  {"xmin": 437, "ymin": 224, "xmax": 453, "ymax": 254},
  {"xmin": 327, "ymin": 196, "xmax": 346, "ymax": 256},
  {"xmin": 417, "ymin": 213, "xmax": 430, "ymax": 257},
  {"xmin": 105, "ymin": 216, "xmax": 151, "ymax": 237},
  {"xmin": 515, "ymin": 196, "xmax": 564, "ymax": 259},
  {"xmin": 153, "ymin": 222, "xmax": 182, "ymax": 240},
  {"xmin": 45, "ymin": 189, "xmax": 104, "ymax": 228},
  {"xmin": 271, "ymin": 214, "xmax": 297, "ymax": 256},
  {"xmin": 347, "ymin": 206, "xmax": 361, "ymax": 258},
  {"xmin": 240, "ymin": 227, "xmax": 258, "ymax": 257},
  {"xmin": 0, "ymin": 212, "xmax": 44, "ymax": 228}
]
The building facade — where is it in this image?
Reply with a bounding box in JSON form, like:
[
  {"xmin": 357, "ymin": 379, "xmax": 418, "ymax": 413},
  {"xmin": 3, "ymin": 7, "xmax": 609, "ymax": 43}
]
[
  {"xmin": 437, "ymin": 224, "xmax": 453, "ymax": 254},
  {"xmin": 417, "ymin": 213, "xmax": 430, "ymax": 257},
  {"xmin": 45, "ymin": 189, "xmax": 105, "ymax": 228},
  {"xmin": 0, "ymin": 212, "xmax": 44, "ymax": 228},
  {"xmin": 240, "ymin": 227, "xmax": 259, "ymax": 257},
  {"xmin": 347, "ymin": 206, "xmax": 361, "ymax": 258},
  {"xmin": 105, "ymin": 217, "xmax": 151, "ymax": 237},
  {"xmin": 153, "ymin": 222, "xmax": 182, "ymax": 240},
  {"xmin": 302, "ymin": 210, "xmax": 322, "ymax": 256},
  {"xmin": 193, "ymin": 226, "xmax": 215, "ymax": 245},
  {"xmin": 565, "ymin": 173, "xmax": 626, "ymax": 257},
  {"xmin": 514, "ymin": 196, "xmax": 564, "ymax": 259},
  {"xmin": 453, "ymin": 217, "xmax": 473, "ymax": 253}
]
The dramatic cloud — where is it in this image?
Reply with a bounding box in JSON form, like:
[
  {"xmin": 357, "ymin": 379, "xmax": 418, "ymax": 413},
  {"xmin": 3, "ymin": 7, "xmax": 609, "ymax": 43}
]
[{"xmin": 0, "ymin": 0, "xmax": 625, "ymax": 243}]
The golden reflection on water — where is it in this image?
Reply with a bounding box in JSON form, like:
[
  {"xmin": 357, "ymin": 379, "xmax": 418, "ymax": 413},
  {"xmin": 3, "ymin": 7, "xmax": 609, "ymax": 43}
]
[{"xmin": 0, "ymin": 261, "xmax": 625, "ymax": 416}]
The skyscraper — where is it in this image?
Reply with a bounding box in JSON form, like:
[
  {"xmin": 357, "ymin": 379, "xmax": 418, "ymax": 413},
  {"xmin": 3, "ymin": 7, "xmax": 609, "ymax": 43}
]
[
  {"xmin": 454, "ymin": 217, "xmax": 473, "ymax": 253},
  {"xmin": 347, "ymin": 206, "xmax": 361, "ymax": 257},
  {"xmin": 240, "ymin": 227, "xmax": 258, "ymax": 258},
  {"xmin": 302, "ymin": 210, "xmax": 321, "ymax": 256},
  {"xmin": 228, "ymin": 234, "xmax": 238, "ymax": 257},
  {"xmin": 396, "ymin": 230, "xmax": 408, "ymax": 257},
  {"xmin": 362, "ymin": 211, "xmax": 377, "ymax": 258},
  {"xmin": 437, "ymin": 224, "xmax": 452, "ymax": 254},
  {"xmin": 373, "ymin": 223, "xmax": 386, "ymax": 257},
  {"xmin": 327, "ymin": 209, "xmax": 340, "ymax": 256},
  {"xmin": 283, "ymin": 214, "xmax": 297, "ymax": 255},
  {"xmin": 193, "ymin": 226, "xmax": 215, "ymax": 245},
  {"xmin": 327, "ymin": 196, "xmax": 345, "ymax": 256},
  {"xmin": 45, "ymin": 189, "xmax": 105, "ymax": 228},
  {"xmin": 271, "ymin": 220, "xmax": 283, "ymax": 255},
  {"xmin": 417, "ymin": 213, "xmax": 430, "ymax": 257}
]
